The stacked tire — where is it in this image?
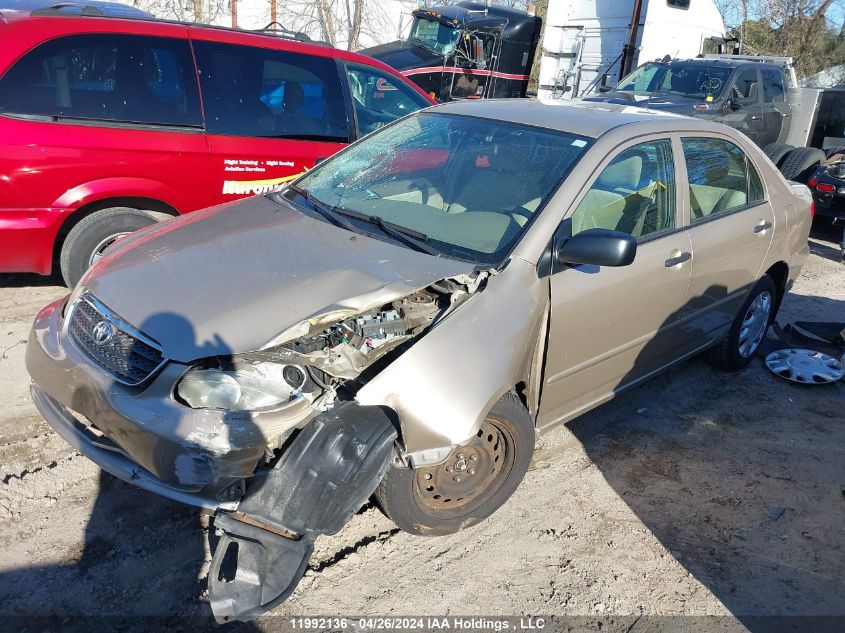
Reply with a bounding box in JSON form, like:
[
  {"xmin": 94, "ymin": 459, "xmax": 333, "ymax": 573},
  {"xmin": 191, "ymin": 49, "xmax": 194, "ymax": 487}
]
[{"xmin": 778, "ymin": 147, "xmax": 826, "ymax": 183}]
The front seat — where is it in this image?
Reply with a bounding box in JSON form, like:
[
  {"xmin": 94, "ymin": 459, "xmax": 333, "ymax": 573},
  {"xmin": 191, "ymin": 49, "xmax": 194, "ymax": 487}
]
[{"xmin": 275, "ymin": 81, "xmax": 324, "ymax": 137}]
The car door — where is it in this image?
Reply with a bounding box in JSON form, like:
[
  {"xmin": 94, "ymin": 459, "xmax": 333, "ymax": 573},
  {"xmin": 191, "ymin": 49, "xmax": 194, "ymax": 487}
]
[
  {"xmin": 191, "ymin": 37, "xmax": 351, "ymax": 202},
  {"xmin": 723, "ymin": 67, "xmax": 763, "ymax": 144},
  {"xmin": 539, "ymin": 137, "xmax": 693, "ymax": 428},
  {"xmin": 679, "ymin": 136, "xmax": 775, "ymax": 342},
  {"xmin": 760, "ymin": 67, "xmax": 787, "ymax": 146}
]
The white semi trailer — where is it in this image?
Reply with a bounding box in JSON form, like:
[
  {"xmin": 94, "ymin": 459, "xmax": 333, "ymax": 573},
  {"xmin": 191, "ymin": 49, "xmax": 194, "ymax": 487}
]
[{"xmin": 537, "ymin": 0, "xmax": 727, "ymax": 99}]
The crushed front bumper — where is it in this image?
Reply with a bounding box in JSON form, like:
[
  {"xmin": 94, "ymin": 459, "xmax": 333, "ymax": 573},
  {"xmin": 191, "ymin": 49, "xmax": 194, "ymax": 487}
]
[{"xmin": 25, "ymin": 296, "xmax": 276, "ymax": 510}]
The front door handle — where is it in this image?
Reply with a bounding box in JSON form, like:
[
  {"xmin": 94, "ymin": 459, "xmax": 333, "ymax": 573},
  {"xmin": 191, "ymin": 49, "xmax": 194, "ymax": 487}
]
[
  {"xmin": 665, "ymin": 251, "xmax": 691, "ymax": 267},
  {"xmin": 754, "ymin": 221, "xmax": 773, "ymax": 233}
]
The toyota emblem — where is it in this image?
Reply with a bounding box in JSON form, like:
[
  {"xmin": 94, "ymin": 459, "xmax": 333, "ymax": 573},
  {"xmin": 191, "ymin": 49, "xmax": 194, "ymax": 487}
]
[{"xmin": 91, "ymin": 320, "xmax": 115, "ymax": 346}]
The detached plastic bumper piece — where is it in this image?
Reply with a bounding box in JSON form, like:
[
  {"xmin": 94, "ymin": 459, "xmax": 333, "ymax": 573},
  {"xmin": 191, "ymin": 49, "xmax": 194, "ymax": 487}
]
[{"xmin": 209, "ymin": 403, "xmax": 398, "ymax": 622}]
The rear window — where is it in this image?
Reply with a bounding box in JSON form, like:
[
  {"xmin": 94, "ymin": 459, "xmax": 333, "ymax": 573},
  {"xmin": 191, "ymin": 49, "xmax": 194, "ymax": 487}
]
[
  {"xmin": 0, "ymin": 34, "xmax": 202, "ymax": 127},
  {"xmin": 193, "ymin": 41, "xmax": 349, "ymax": 142}
]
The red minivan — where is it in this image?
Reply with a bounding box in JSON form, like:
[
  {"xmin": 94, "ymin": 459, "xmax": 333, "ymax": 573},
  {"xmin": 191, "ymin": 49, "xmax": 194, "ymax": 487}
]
[{"xmin": 0, "ymin": 6, "xmax": 434, "ymax": 286}]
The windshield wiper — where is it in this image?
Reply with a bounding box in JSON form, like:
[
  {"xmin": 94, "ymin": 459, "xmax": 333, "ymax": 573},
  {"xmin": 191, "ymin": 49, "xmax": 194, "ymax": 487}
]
[
  {"xmin": 285, "ymin": 185, "xmax": 358, "ymax": 232},
  {"xmin": 332, "ymin": 207, "xmax": 442, "ymax": 256}
]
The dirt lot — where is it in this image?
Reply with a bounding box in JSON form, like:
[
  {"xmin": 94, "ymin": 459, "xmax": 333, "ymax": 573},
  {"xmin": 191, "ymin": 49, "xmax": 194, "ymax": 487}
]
[{"xmin": 0, "ymin": 225, "xmax": 842, "ymax": 631}]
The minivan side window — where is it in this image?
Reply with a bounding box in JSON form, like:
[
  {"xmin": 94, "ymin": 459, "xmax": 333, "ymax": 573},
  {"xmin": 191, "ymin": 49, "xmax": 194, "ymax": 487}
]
[
  {"xmin": 569, "ymin": 139, "xmax": 676, "ymax": 239},
  {"xmin": 682, "ymin": 137, "xmax": 765, "ymax": 221},
  {"xmin": 344, "ymin": 64, "xmax": 431, "ymax": 137},
  {"xmin": 0, "ymin": 34, "xmax": 201, "ymax": 127},
  {"xmin": 193, "ymin": 41, "xmax": 349, "ymax": 142}
]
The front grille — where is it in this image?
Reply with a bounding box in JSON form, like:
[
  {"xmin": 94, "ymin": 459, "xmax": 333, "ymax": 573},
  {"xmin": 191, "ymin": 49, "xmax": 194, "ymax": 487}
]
[{"xmin": 68, "ymin": 295, "xmax": 165, "ymax": 386}]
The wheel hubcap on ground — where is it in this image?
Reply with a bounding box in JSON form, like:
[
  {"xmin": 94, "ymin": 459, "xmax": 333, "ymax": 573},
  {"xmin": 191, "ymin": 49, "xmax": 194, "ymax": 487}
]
[
  {"xmin": 738, "ymin": 291, "xmax": 772, "ymax": 358},
  {"xmin": 89, "ymin": 232, "xmax": 132, "ymax": 267},
  {"xmin": 414, "ymin": 420, "xmax": 509, "ymax": 512}
]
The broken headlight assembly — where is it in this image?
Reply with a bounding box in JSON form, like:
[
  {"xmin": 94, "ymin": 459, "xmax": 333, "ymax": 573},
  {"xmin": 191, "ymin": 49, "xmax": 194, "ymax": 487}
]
[{"xmin": 177, "ymin": 362, "xmax": 309, "ymax": 411}]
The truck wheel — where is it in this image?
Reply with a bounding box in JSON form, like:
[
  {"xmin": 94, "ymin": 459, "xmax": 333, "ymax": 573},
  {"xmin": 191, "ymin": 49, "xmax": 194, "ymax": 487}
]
[
  {"xmin": 705, "ymin": 275, "xmax": 777, "ymax": 371},
  {"xmin": 779, "ymin": 147, "xmax": 826, "ymax": 183},
  {"xmin": 762, "ymin": 143, "xmax": 794, "ymax": 167},
  {"xmin": 374, "ymin": 392, "xmax": 534, "ymax": 536},
  {"xmin": 60, "ymin": 207, "xmax": 158, "ymax": 288}
]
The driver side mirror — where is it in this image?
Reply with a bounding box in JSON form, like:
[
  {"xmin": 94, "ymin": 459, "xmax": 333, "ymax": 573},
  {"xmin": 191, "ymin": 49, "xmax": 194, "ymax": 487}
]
[
  {"xmin": 728, "ymin": 97, "xmax": 743, "ymax": 111},
  {"xmin": 554, "ymin": 228, "xmax": 637, "ymax": 267},
  {"xmin": 598, "ymin": 84, "xmax": 612, "ymax": 93}
]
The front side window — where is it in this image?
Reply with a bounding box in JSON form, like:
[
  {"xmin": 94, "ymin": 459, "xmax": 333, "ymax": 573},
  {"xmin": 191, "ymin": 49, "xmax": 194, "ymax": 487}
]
[
  {"xmin": 682, "ymin": 137, "xmax": 765, "ymax": 221},
  {"xmin": 730, "ymin": 68, "xmax": 760, "ymax": 103},
  {"xmin": 0, "ymin": 34, "xmax": 201, "ymax": 127},
  {"xmin": 290, "ymin": 112, "xmax": 591, "ymax": 264},
  {"xmin": 194, "ymin": 41, "xmax": 348, "ymax": 141},
  {"xmin": 345, "ymin": 65, "xmax": 431, "ymax": 137},
  {"xmin": 761, "ymin": 68, "xmax": 785, "ymax": 103},
  {"xmin": 569, "ymin": 140, "xmax": 676, "ymax": 239}
]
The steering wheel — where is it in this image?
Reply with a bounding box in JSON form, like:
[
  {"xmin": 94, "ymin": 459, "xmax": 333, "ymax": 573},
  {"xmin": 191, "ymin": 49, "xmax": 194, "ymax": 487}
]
[{"xmin": 699, "ymin": 77, "xmax": 722, "ymax": 95}]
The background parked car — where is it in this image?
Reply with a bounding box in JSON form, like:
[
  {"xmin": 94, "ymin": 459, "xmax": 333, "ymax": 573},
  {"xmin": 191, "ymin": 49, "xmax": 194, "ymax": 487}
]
[{"xmin": 0, "ymin": 5, "xmax": 433, "ymax": 286}]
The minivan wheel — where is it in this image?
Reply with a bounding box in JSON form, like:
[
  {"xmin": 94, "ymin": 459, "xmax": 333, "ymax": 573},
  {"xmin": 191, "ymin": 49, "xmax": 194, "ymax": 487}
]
[
  {"xmin": 60, "ymin": 207, "xmax": 158, "ymax": 288},
  {"xmin": 374, "ymin": 392, "xmax": 534, "ymax": 536},
  {"xmin": 705, "ymin": 275, "xmax": 777, "ymax": 371}
]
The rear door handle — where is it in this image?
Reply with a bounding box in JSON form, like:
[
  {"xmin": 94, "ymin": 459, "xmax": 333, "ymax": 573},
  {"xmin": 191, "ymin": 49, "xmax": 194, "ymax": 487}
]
[
  {"xmin": 665, "ymin": 252, "xmax": 691, "ymax": 267},
  {"xmin": 754, "ymin": 221, "xmax": 773, "ymax": 233}
]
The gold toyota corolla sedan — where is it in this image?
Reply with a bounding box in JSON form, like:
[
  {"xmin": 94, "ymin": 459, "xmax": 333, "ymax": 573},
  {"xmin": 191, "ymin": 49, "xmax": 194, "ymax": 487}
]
[{"xmin": 26, "ymin": 99, "xmax": 812, "ymax": 621}]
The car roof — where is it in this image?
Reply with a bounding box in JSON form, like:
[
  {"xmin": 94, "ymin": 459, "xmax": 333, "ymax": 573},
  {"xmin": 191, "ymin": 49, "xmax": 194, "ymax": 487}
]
[
  {"xmin": 431, "ymin": 98, "xmax": 687, "ymax": 139},
  {"xmin": 1, "ymin": 0, "xmax": 153, "ymax": 17}
]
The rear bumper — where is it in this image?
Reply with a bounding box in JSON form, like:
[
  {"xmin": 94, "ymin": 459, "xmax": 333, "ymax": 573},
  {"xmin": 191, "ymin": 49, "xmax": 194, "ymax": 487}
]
[{"xmin": 0, "ymin": 207, "xmax": 70, "ymax": 274}]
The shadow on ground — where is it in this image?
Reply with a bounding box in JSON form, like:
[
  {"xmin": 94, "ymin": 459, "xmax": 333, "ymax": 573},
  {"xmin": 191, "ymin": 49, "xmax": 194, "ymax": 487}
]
[{"xmin": 566, "ymin": 290, "xmax": 844, "ymax": 630}]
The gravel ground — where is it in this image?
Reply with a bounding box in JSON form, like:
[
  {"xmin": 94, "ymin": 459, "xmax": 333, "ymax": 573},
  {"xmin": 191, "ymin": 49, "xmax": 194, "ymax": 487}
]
[{"xmin": 0, "ymin": 224, "xmax": 842, "ymax": 632}]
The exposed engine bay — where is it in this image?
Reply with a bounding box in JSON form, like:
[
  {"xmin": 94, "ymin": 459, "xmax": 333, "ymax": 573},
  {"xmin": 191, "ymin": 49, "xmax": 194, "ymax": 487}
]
[{"xmin": 174, "ymin": 274, "xmax": 485, "ymax": 455}]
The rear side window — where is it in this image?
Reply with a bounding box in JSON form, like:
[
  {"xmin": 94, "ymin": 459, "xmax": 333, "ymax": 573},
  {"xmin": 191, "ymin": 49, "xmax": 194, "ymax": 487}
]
[
  {"xmin": 193, "ymin": 41, "xmax": 349, "ymax": 142},
  {"xmin": 345, "ymin": 64, "xmax": 430, "ymax": 137},
  {"xmin": 0, "ymin": 34, "xmax": 201, "ymax": 127},
  {"xmin": 682, "ymin": 137, "xmax": 765, "ymax": 222}
]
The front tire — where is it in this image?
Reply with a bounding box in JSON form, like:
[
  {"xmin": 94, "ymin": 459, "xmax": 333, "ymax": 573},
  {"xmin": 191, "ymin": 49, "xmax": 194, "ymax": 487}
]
[
  {"xmin": 60, "ymin": 207, "xmax": 158, "ymax": 288},
  {"xmin": 374, "ymin": 392, "xmax": 534, "ymax": 536},
  {"xmin": 705, "ymin": 275, "xmax": 777, "ymax": 370}
]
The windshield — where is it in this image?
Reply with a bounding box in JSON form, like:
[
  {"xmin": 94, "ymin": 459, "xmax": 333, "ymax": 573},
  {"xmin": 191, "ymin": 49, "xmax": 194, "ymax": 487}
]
[
  {"xmin": 408, "ymin": 16, "xmax": 459, "ymax": 55},
  {"xmin": 289, "ymin": 112, "xmax": 592, "ymax": 265},
  {"xmin": 616, "ymin": 62, "xmax": 733, "ymax": 100}
]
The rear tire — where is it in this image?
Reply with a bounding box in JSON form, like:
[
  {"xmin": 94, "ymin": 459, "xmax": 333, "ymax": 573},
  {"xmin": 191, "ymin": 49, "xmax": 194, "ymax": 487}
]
[
  {"xmin": 761, "ymin": 143, "xmax": 794, "ymax": 167},
  {"xmin": 60, "ymin": 207, "xmax": 158, "ymax": 288},
  {"xmin": 705, "ymin": 275, "xmax": 777, "ymax": 370},
  {"xmin": 779, "ymin": 147, "xmax": 826, "ymax": 183},
  {"xmin": 374, "ymin": 391, "xmax": 534, "ymax": 536}
]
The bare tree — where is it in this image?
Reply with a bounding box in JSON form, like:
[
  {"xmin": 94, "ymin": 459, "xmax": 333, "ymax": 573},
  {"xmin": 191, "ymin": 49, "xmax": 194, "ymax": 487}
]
[{"xmin": 134, "ymin": 0, "xmax": 226, "ymax": 23}]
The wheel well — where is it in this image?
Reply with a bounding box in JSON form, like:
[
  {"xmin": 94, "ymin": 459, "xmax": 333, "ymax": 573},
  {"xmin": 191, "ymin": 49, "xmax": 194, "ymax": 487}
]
[
  {"xmin": 765, "ymin": 261, "xmax": 789, "ymax": 309},
  {"xmin": 52, "ymin": 197, "xmax": 179, "ymax": 265}
]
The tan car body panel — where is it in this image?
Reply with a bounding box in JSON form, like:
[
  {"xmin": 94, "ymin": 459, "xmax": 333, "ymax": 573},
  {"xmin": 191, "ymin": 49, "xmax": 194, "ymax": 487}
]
[{"xmin": 357, "ymin": 105, "xmax": 811, "ymax": 457}]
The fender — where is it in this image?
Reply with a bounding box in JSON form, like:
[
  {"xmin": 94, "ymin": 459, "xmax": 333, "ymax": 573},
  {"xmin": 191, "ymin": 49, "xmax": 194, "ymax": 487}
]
[
  {"xmin": 356, "ymin": 257, "xmax": 549, "ymax": 460},
  {"xmin": 52, "ymin": 177, "xmax": 183, "ymax": 212}
]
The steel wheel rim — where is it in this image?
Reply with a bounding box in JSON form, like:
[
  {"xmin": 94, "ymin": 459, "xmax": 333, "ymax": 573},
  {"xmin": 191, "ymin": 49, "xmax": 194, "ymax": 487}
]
[
  {"xmin": 89, "ymin": 232, "xmax": 131, "ymax": 267},
  {"xmin": 413, "ymin": 418, "xmax": 514, "ymax": 516},
  {"xmin": 738, "ymin": 290, "xmax": 772, "ymax": 358}
]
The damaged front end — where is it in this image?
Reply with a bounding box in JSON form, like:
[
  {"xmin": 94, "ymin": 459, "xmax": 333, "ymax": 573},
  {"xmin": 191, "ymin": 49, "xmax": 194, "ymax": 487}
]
[{"xmin": 181, "ymin": 276, "xmax": 484, "ymax": 621}]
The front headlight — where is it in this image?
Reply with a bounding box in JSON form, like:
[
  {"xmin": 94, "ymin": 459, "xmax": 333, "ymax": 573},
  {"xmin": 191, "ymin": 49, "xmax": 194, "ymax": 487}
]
[{"xmin": 177, "ymin": 362, "xmax": 307, "ymax": 411}]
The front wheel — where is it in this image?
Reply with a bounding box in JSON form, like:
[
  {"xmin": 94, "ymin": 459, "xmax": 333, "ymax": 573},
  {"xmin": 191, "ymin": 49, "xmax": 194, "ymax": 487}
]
[
  {"xmin": 705, "ymin": 275, "xmax": 777, "ymax": 370},
  {"xmin": 374, "ymin": 392, "xmax": 534, "ymax": 536},
  {"xmin": 60, "ymin": 207, "xmax": 159, "ymax": 288}
]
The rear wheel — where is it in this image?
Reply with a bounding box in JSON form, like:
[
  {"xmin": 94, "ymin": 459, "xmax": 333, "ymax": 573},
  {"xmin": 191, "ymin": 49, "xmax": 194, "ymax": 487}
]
[
  {"xmin": 779, "ymin": 147, "xmax": 826, "ymax": 183},
  {"xmin": 60, "ymin": 207, "xmax": 158, "ymax": 288},
  {"xmin": 761, "ymin": 143, "xmax": 794, "ymax": 167},
  {"xmin": 705, "ymin": 275, "xmax": 777, "ymax": 370},
  {"xmin": 374, "ymin": 392, "xmax": 534, "ymax": 536}
]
